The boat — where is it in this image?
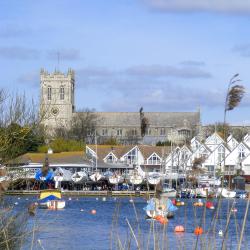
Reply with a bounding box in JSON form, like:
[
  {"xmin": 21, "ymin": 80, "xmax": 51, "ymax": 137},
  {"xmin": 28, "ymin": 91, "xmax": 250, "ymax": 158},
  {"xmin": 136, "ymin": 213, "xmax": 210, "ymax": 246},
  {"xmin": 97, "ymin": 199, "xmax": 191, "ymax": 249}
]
[
  {"xmin": 217, "ymin": 188, "xmax": 236, "ymax": 198},
  {"xmin": 147, "ymin": 172, "xmax": 161, "ymax": 185},
  {"xmin": 160, "ymin": 183, "xmax": 177, "ymax": 198},
  {"xmin": 71, "ymin": 171, "xmax": 88, "ymax": 183},
  {"xmin": 108, "ymin": 173, "xmax": 124, "ymax": 185},
  {"xmin": 206, "ymin": 201, "xmax": 215, "ymax": 210},
  {"xmin": 143, "ymin": 197, "xmax": 178, "ymax": 219},
  {"xmin": 38, "ymin": 189, "xmax": 65, "ymax": 209},
  {"xmin": 129, "ymin": 171, "xmax": 143, "ymax": 185},
  {"xmin": 90, "ymin": 171, "xmax": 103, "ymax": 182}
]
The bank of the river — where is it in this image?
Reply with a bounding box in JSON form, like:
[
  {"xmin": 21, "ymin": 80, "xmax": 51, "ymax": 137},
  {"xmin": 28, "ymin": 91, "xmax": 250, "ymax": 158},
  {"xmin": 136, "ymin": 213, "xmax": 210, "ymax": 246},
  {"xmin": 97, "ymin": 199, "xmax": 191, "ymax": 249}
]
[{"xmin": 5, "ymin": 190, "xmax": 155, "ymax": 197}]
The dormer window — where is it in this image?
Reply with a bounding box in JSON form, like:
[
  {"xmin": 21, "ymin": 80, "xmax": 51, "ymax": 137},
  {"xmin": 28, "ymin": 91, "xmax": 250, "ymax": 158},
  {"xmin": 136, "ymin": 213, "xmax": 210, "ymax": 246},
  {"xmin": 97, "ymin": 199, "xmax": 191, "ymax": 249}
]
[
  {"xmin": 48, "ymin": 86, "xmax": 52, "ymax": 100},
  {"xmin": 60, "ymin": 86, "xmax": 65, "ymax": 100}
]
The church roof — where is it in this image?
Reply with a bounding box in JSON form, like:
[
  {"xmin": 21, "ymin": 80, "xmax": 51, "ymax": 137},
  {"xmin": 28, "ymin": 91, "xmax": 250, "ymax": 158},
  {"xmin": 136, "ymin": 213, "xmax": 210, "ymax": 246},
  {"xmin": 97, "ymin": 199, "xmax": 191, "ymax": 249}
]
[{"xmin": 94, "ymin": 112, "xmax": 200, "ymax": 128}]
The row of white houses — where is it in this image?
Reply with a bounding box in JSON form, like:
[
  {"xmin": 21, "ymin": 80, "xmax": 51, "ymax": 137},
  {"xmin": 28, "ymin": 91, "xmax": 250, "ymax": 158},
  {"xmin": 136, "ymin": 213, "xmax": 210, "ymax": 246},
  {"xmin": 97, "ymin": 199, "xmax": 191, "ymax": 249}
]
[
  {"xmin": 166, "ymin": 133, "xmax": 250, "ymax": 179},
  {"xmin": 86, "ymin": 132, "xmax": 250, "ymax": 180}
]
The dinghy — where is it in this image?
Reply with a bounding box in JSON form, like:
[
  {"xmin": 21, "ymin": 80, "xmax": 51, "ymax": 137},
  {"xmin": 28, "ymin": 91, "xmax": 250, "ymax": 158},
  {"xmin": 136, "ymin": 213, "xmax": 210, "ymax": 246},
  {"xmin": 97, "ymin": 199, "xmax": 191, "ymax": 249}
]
[{"xmin": 38, "ymin": 189, "xmax": 65, "ymax": 209}]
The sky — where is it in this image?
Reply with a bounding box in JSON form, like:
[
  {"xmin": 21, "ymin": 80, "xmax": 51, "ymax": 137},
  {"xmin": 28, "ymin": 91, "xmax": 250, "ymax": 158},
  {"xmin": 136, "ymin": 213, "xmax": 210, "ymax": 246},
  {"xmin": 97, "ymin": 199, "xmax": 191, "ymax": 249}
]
[{"xmin": 0, "ymin": 0, "xmax": 250, "ymax": 125}]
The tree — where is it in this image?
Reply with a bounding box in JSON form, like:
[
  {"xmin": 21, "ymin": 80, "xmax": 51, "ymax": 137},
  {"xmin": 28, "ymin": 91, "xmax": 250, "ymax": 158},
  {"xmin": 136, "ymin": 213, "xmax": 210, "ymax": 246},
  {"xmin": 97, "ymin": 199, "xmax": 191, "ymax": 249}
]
[
  {"xmin": 69, "ymin": 108, "xmax": 97, "ymax": 143},
  {"xmin": 139, "ymin": 107, "xmax": 149, "ymax": 138}
]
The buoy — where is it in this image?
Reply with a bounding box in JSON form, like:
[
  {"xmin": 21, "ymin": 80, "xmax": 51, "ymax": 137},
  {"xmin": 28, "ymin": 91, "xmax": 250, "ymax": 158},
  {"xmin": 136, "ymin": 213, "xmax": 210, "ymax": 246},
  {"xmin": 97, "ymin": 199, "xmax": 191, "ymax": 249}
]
[
  {"xmin": 172, "ymin": 199, "xmax": 176, "ymax": 205},
  {"xmin": 17, "ymin": 197, "xmax": 20, "ymax": 200},
  {"xmin": 206, "ymin": 201, "xmax": 214, "ymax": 210},
  {"xmin": 194, "ymin": 226, "xmax": 203, "ymax": 235},
  {"xmin": 14, "ymin": 202, "xmax": 18, "ymax": 205},
  {"xmin": 218, "ymin": 230, "xmax": 223, "ymax": 237},
  {"xmin": 114, "ymin": 197, "xmax": 116, "ymax": 201},
  {"xmin": 102, "ymin": 197, "xmax": 106, "ymax": 202},
  {"xmin": 129, "ymin": 199, "xmax": 133, "ymax": 203},
  {"xmin": 25, "ymin": 198, "xmax": 29, "ymax": 201},
  {"xmin": 154, "ymin": 215, "xmax": 168, "ymax": 225},
  {"xmin": 96, "ymin": 197, "xmax": 99, "ymax": 201},
  {"xmin": 80, "ymin": 209, "xmax": 84, "ymax": 212},
  {"xmin": 174, "ymin": 225, "xmax": 185, "ymax": 233},
  {"xmin": 69, "ymin": 197, "xmax": 72, "ymax": 201},
  {"xmin": 231, "ymin": 208, "xmax": 237, "ymax": 213},
  {"xmin": 91, "ymin": 209, "xmax": 96, "ymax": 215}
]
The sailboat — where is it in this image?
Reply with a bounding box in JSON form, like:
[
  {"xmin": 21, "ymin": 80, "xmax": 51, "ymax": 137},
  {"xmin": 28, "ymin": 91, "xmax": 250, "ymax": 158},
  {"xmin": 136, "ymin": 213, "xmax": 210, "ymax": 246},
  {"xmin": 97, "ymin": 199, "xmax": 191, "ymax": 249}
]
[
  {"xmin": 71, "ymin": 171, "xmax": 88, "ymax": 183},
  {"xmin": 143, "ymin": 197, "xmax": 178, "ymax": 219},
  {"xmin": 108, "ymin": 172, "xmax": 124, "ymax": 184}
]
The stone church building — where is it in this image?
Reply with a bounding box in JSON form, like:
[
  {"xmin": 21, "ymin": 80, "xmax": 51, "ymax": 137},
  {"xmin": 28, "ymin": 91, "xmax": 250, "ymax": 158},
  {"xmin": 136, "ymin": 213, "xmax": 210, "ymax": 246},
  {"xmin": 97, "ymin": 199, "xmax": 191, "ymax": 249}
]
[{"xmin": 40, "ymin": 69, "xmax": 201, "ymax": 144}]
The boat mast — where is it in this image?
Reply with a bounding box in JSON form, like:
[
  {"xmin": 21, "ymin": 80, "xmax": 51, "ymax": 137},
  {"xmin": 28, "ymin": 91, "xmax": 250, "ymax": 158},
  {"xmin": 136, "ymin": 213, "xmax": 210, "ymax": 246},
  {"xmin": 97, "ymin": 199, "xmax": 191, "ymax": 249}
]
[{"xmin": 95, "ymin": 130, "xmax": 97, "ymax": 172}]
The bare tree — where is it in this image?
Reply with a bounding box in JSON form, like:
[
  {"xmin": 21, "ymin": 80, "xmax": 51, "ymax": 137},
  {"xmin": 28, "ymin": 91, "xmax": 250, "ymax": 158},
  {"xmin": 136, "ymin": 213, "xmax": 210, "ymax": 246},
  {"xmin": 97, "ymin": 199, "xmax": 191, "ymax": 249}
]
[{"xmin": 69, "ymin": 108, "xmax": 97, "ymax": 142}]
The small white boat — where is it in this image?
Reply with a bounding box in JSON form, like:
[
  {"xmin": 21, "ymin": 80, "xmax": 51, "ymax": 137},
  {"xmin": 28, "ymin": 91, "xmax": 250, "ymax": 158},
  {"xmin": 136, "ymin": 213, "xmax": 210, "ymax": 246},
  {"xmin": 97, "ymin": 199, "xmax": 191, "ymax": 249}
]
[
  {"xmin": 90, "ymin": 172, "xmax": 103, "ymax": 182},
  {"xmin": 161, "ymin": 187, "xmax": 177, "ymax": 198},
  {"xmin": 109, "ymin": 174, "xmax": 124, "ymax": 184},
  {"xmin": 147, "ymin": 172, "xmax": 161, "ymax": 185},
  {"xmin": 71, "ymin": 171, "xmax": 87, "ymax": 183},
  {"xmin": 129, "ymin": 171, "xmax": 143, "ymax": 185},
  {"xmin": 217, "ymin": 188, "xmax": 236, "ymax": 198},
  {"xmin": 54, "ymin": 167, "xmax": 72, "ymax": 182}
]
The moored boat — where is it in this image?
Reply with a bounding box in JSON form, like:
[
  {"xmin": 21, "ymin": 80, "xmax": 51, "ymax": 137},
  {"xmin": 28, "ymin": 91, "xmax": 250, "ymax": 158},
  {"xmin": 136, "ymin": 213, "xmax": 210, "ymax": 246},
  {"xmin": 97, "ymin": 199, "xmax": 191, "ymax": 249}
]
[
  {"xmin": 71, "ymin": 171, "xmax": 88, "ymax": 183},
  {"xmin": 109, "ymin": 173, "xmax": 124, "ymax": 185},
  {"xmin": 217, "ymin": 188, "xmax": 236, "ymax": 198},
  {"xmin": 38, "ymin": 189, "xmax": 65, "ymax": 209}
]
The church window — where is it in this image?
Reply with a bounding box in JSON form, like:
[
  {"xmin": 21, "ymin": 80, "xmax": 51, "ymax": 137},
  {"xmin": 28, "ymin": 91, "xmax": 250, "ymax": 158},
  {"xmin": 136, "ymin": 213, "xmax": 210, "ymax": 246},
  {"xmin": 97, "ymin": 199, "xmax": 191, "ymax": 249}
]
[
  {"xmin": 60, "ymin": 86, "xmax": 65, "ymax": 100},
  {"xmin": 102, "ymin": 128, "xmax": 108, "ymax": 136},
  {"xmin": 146, "ymin": 128, "xmax": 151, "ymax": 135},
  {"xmin": 160, "ymin": 128, "xmax": 166, "ymax": 135},
  {"xmin": 117, "ymin": 129, "xmax": 122, "ymax": 136},
  {"xmin": 48, "ymin": 86, "xmax": 52, "ymax": 100}
]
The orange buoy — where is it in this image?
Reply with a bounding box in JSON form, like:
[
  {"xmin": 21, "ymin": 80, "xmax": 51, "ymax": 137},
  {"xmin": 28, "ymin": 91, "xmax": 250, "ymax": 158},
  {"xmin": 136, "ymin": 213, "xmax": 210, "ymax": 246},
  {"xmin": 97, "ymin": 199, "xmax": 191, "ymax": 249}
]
[
  {"xmin": 154, "ymin": 215, "xmax": 168, "ymax": 225},
  {"xmin": 91, "ymin": 209, "xmax": 96, "ymax": 215},
  {"xmin": 194, "ymin": 226, "xmax": 203, "ymax": 235},
  {"xmin": 174, "ymin": 225, "xmax": 185, "ymax": 233}
]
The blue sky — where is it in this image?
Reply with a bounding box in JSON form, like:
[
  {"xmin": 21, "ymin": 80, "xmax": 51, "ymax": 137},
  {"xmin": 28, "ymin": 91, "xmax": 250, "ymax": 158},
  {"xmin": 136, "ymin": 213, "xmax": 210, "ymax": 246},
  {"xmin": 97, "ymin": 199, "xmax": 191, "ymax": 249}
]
[{"xmin": 0, "ymin": 0, "xmax": 250, "ymax": 125}]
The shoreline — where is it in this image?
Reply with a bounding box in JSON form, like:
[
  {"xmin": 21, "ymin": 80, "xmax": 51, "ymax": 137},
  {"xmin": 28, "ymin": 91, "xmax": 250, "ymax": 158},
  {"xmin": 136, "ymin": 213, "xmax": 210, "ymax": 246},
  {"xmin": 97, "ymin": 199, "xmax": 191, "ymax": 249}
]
[{"xmin": 4, "ymin": 190, "xmax": 155, "ymax": 197}]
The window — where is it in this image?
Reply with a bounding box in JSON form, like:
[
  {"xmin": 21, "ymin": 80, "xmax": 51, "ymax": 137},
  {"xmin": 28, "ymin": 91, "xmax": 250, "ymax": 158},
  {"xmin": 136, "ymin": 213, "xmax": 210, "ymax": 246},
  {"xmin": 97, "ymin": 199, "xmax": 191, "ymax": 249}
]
[
  {"xmin": 105, "ymin": 153, "xmax": 116, "ymax": 163},
  {"xmin": 238, "ymin": 145, "xmax": 245, "ymax": 160},
  {"xmin": 146, "ymin": 128, "xmax": 151, "ymax": 135},
  {"xmin": 218, "ymin": 146, "xmax": 224, "ymax": 163},
  {"xmin": 117, "ymin": 129, "xmax": 122, "ymax": 136},
  {"xmin": 60, "ymin": 86, "xmax": 65, "ymax": 100},
  {"xmin": 48, "ymin": 86, "xmax": 52, "ymax": 100},
  {"xmin": 148, "ymin": 153, "xmax": 161, "ymax": 165},
  {"xmin": 124, "ymin": 148, "xmax": 137, "ymax": 164},
  {"xmin": 131, "ymin": 129, "xmax": 137, "ymax": 136},
  {"xmin": 160, "ymin": 128, "xmax": 166, "ymax": 136},
  {"xmin": 102, "ymin": 128, "xmax": 108, "ymax": 136}
]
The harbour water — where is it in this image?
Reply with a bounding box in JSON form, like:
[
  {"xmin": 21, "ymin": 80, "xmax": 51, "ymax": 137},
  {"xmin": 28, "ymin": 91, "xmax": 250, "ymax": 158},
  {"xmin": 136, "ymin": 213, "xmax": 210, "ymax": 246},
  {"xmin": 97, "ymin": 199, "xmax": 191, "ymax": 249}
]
[{"xmin": 4, "ymin": 196, "xmax": 250, "ymax": 250}]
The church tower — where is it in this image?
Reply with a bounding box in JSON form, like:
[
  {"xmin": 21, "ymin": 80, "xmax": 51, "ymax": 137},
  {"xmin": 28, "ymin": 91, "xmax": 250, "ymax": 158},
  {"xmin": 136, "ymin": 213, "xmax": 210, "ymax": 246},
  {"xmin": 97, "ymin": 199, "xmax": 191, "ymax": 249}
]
[{"xmin": 40, "ymin": 69, "xmax": 75, "ymax": 132}]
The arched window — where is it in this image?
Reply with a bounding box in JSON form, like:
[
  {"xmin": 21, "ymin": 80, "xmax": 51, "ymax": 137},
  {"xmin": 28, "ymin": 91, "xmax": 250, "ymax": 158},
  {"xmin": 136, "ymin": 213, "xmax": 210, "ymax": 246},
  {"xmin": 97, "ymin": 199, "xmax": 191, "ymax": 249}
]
[
  {"xmin": 60, "ymin": 86, "xmax": 65, "ymax": 100},
  {"xmin": 47, "ymin": 86, "xmax": 52, "ymax": 100}
]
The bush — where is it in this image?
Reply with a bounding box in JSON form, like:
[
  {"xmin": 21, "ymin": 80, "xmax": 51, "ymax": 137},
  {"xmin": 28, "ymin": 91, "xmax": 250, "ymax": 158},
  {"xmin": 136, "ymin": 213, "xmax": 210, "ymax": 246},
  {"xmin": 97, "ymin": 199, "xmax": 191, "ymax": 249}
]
[{"xmin": 37, "ymin": 138, "xmax": 85, "ymax": 153}]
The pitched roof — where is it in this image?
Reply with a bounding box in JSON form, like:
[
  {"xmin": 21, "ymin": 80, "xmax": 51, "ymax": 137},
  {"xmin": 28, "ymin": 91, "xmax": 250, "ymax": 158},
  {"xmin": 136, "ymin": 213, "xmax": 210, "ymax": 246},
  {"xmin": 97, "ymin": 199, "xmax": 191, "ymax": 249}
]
[
  {"xmin": 86, "ymin": 145, "xmax": 171, "ymax": 160},
  {"xmin": 94, "ymin": 112, "xmax": 200, "ymax": 127},
  {"xmin": 8, "ymin": 151, "xmax": 87, "ymax": 165}
]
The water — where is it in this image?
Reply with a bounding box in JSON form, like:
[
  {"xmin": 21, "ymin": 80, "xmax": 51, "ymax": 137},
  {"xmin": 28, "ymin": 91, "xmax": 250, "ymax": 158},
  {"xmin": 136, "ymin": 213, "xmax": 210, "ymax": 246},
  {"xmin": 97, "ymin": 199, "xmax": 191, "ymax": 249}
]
[{"xmin": 3, "ymin": 196, "xmax": 250, "ymax": 250}]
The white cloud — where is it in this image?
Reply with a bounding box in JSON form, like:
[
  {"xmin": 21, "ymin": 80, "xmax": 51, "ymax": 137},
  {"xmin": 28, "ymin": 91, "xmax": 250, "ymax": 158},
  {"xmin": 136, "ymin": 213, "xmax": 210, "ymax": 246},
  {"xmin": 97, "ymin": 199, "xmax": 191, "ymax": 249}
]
[{"xmin": 144, "ymin": 0, "xmax": 250, "ymax": 13}]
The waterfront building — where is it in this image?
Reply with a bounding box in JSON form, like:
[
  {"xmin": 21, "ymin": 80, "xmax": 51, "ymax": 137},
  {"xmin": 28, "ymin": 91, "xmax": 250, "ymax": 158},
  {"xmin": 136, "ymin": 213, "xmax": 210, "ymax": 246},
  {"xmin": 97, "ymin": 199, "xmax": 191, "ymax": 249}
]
[
  {"xmin": 40, "ymin": 69, "xmax": 201, "ymax": 144},
  {"xmin": 166, "ymin": 132, "xmax": 250, "ymax": 181}
]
